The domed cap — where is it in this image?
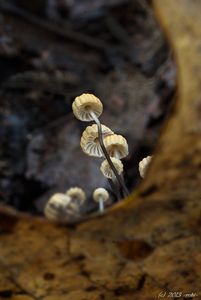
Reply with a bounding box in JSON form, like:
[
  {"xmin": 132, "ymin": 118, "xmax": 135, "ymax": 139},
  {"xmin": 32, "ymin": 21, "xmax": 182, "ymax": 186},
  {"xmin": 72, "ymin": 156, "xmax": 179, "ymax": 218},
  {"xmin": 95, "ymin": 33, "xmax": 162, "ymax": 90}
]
[
  {"xmin": 93, "ymin": 188, "xmax": 109, "ymax": 203},
  {"xmin": 100, "ymin": 157, "xmax": 123, "ymax": 179},
  {"xmin": 103, "ymin": 134, "xmax": 128, "ymax": 159},
  {"xmin": 66, "ymin": 187, "xmax": 86, "ymax": 205},
  {"xmin": 80, "ymin": 124, "xmax": 114, "ymax": 157},
  {"xmin": 139, "ymin": 155, "xmax": 152, "ymax": 178},
  {"xmin": 72, "ymin": 93, "xmax": 103, "ymax": 121},
  {"xmin": 44, "ymin": 193, "xmax": 72, "ymax": 222}
]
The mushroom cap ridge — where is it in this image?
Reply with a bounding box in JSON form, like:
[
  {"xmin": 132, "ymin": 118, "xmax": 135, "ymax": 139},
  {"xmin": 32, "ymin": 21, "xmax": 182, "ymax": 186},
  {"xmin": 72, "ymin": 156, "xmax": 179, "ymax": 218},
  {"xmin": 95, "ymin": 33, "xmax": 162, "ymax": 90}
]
[
  {"xmin": 103, "ymin": 134, "xmax": 128, "ymax": 159},
  {"xmin": 72, "ymin": 93, "xmax": 103, "ymax": 121},
  {"xmin": 80, "ymin": 124, "xmax": 114, "ymax": 157},
  {"xmin": 100, "ymin": 157, "xmax": 123, "ymax": 179}
]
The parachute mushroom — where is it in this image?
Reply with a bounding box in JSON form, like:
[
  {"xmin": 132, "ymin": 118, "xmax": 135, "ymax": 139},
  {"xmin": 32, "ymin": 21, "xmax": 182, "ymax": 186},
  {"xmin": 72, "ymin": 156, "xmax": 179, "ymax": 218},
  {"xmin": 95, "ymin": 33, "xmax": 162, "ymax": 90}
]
[
  {"xmin": 103, "ymin": 134, "xmax": 128, "ymax": 159},
  {"xmin": 93, "ymin": 188, "xmax": 109, "ymax": 213},
  {"xmin": 100, "ymin": 157, "xmax": 123, "ymax": 179},
  {"xmin": 72, "ymin": 93, "xmax": 128, "ymax": 197},
  {"xmin": 72, "ymin": 93, "xmax": 103, "ymax": 122},
  {"xmin": 80, "ymin": 124, "xmax": 114, "ymax": 157},
  {"xmin": 44, "ymin": 193, "xmax": 71, "ymax": 222},
  {"xmin": 66, "ymin": 187, "xmax": 86, "ymax": 206}
]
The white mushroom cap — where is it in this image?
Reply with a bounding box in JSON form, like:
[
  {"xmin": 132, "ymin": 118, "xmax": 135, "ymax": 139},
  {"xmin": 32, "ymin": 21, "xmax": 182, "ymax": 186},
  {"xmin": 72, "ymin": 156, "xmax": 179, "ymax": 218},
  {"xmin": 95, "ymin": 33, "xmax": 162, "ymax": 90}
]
[
  {"xmin": 100, "ymin": 157, "xmax": 123, "ymax": 179},
  {"xmin": 103, "ymin": 134, "xmax": 128, "ymax": 159},
  {"xmin": 139, "ymin": 155, "xmax": 152, "ymax": 178},
  {"xmin": 93, "ymin": 188, "xmax": 109, "ymax": 203},
  {"xmin": 80, "ymin": 124, "xmax": 114, "ymax": 157},
  {"xmin": 66, "ymin": 187, "xmax": 86, "ymax": 205},
  {"xmin": 44, "ymin": 193, "xmax": 71, "ymax": 222},
  {"xmin": 72, "ymin": 93, "xmax": 103, "ymax": 121}
]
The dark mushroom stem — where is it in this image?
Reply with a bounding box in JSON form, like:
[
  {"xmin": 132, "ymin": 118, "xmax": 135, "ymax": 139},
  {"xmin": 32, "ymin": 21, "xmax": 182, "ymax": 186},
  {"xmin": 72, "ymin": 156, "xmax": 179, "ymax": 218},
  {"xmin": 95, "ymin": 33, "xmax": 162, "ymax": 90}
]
[
  {"xmin": 113, "ymin": 150, "xmax": 129, "ymax": 199},
  {"xmin": 90, "ymin": 112, "xmax": 129, "ymax": 198},
  {"xmin": 111, "ymin": 175, "xmax": 121, "ymax": 201}
]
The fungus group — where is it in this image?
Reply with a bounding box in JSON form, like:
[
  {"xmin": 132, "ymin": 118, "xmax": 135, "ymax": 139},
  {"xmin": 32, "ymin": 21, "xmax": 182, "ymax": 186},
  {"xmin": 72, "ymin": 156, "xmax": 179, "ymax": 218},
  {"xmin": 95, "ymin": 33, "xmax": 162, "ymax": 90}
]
[
  {"xmin": 44, "ymin": 93, "xmax": 152, "ymax": 222},
  {"xmin": 44, "ymin": 187, "xmax": 86, "ymax": 222},
  {"xmin": 73, "ymin": 93, "xmax": 129, "ymax": 200}
]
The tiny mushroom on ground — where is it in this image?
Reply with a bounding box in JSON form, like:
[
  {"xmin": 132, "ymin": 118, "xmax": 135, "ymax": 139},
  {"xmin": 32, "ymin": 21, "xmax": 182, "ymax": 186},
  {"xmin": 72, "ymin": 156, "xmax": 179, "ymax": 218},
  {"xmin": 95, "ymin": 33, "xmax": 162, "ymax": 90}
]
[
  {"xmin": 44, "ymin": 192, "xmax": 81, "ymax": 222},
  {"xmin": 66, "ymin": 187, "xmax": 86, "ymax": 207},
  {"xmin": 44, "ymin": 193, "xmax": 71, "ymax": 222},
  {"xmin": 93, "ymin": 187, "xmax": 109, "ymax": 213}
]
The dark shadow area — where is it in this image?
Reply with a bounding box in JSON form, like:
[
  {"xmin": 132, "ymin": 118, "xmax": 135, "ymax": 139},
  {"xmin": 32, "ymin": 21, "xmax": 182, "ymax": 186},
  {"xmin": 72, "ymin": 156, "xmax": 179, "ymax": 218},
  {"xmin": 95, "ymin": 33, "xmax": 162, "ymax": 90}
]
[{"xmin": 0, "ymin": 0, "xmax": 176, "ymax": 215}]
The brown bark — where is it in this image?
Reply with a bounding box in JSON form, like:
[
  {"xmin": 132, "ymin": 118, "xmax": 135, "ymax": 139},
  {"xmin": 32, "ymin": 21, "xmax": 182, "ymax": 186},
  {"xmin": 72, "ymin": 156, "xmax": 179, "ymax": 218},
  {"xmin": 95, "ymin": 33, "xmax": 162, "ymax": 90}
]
[{"xmin": 0, "ymin": 0, "xmax": 201, "ymax": 299}]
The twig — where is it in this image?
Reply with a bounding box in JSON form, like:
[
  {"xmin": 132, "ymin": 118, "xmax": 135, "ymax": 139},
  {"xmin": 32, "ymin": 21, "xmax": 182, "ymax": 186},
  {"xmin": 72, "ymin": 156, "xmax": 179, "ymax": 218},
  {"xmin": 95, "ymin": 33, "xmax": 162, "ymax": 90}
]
[{"xmin": 0, "ymin": 2, "xmax": 109, "ymax": 52}]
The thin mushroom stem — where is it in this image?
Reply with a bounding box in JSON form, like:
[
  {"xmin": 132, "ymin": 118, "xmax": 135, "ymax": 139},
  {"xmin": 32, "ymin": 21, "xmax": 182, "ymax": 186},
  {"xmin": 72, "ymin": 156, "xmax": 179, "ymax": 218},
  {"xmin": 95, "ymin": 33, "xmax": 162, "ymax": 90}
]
[
  {"xmin": 112, "ymin": 173, "xmax": 121, "ymax": 201},
  {"xmin": 90, "ymin": 111, "xmax": 129, "ymax": 198},
  {"xmin": 113, "ymin": 150, "xmax": 120, "ymax": 160},
  {"xmin": 106, "ymin": 171, "xmax": 121, "ymax": 201},
  {"xmin": 107, "ymin": 177, "xmax": 116, "ymax": 194},
  {"xmin": 113, "ymin": 150, "xmax": 129, "ymax": 198},
  {"xmin": 99, "ymin": 197, "xmax": 104, "ymax": 213}
]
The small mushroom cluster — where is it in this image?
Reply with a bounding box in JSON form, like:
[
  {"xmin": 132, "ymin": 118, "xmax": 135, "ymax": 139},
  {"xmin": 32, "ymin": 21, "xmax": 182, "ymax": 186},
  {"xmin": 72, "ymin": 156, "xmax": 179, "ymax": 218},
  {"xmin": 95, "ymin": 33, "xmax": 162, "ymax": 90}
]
[
  {"xmin": 44, "ymin": 185, "xmax": 110, "ymax": 222},
  {"xmin": 44, "ymin": 187, "xmax": 86, "ymax": 222},
  {"xmin": 73, "ymin": 93, "xmax": 129, "ymax": 201},
  {"xmin": 44, "ymin": 93, "xmax": 153, "ymax": 223}
]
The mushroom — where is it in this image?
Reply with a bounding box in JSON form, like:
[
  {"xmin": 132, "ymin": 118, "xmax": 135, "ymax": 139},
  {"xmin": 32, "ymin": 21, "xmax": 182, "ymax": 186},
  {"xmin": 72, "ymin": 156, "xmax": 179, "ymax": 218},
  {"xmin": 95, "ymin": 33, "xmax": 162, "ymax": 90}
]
[
  {"xmin": 139, "ymin": 155, "xmax": 152, "ymax": 178},
  {"xmin": 103, "ymin": 134, "xmax": 129, "ymax": 198},
  {"xmin": 72, "ymin": 93, "xmax": 103, "ymax": 122},
  {"xmin": 44, "ymin": 193, "xmax": 71, "ymax": 222},
  {"xmin": 103, "ymin": 134, "xmax": 128, "ymax": 159},
  {"xmin": 66, "ymin": 187, "xmax": 86, "ymax": 206},
  {"xmin": 100, "ymin": 157, "xmax": 123, "ymax": 179},
  {"xmin": 93, "ymin": 188, "xmax": 109, "ymax": 213},
  {"xmin": 44, "ymin": 193, "xmax": 80, "ymax": 222},
  {"xmin": 80, "ymin": 124, "xmax": 114, "ymax": 157},
  {"xmin": 72, "ymin": 93, "xmax": 129, "ymax": 198}
]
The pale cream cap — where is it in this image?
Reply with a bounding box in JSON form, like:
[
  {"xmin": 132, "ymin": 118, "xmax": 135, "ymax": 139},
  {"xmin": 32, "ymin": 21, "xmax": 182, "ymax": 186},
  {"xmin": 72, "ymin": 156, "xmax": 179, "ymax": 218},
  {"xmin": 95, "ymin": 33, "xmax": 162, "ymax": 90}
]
[
  {"xmin": 66, "ymin": 187, "xmax": 86, "ymax": 205},
  {"xmin": 103, "ymin": 134, "xmax": 128, "ymax": 159},
  {"xmin": 100, "ymin": 157, "xmax": 123, "ymax": 179},
  {"xmin": 44, "ymin": 193, "xmax": 71, "ymax": 222},
  {"xmin": 93, "ymin": 188, "xmax": 109, "ymax": 203},
  {"xmin": 80, "ymin": 124, "xmax": 114, "ymax": 157},
  {"xmin": 139, "ymin": 155, "xmax": 152, "ymax": 178},
  {"xmin": 72, "ymin": 93, "xmax": 103, "ymax": 121}
]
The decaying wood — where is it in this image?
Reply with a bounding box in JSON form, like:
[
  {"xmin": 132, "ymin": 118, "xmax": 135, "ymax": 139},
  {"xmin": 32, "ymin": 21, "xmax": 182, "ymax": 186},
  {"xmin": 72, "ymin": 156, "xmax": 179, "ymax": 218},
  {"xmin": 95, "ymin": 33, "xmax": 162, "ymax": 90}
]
[{"xmin": 0, "ymin": 0, "xmax": 201, "ymax": 299}]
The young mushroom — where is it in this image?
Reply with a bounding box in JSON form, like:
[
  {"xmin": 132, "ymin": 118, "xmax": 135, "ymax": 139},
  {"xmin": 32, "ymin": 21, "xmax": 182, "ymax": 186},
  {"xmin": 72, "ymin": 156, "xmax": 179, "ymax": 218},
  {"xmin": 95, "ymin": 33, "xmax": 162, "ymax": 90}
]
[
  {"xmin": 100, "ymin": 157, "xmax": 123, "ymax": 179},
  {"xmin": 139, "ymin": 155, "xmax": 153, "ymax": 178},
  {"xmin": 93, "ymin": 188, "xmax": 109, "ymax": 213},
  {"xmin": 66, "ymin": 187, "xmax": 86, "ymax": 207},
  {"xmin": 80, "ymin": 124, "xmax": 114, "ymax": 157},
  {"xmin": 72, "ymin": 93, "xmax": 103, "ymax": 122},
  {"xmin": 72, "ymin": 93, "xmax": 129, "ymax": 197},
  {"xmin": 103, "ymin": 134, "xmax": 129, "ymax": 197},
  {"xmin": 44, "ymin": 193, "xmax": 81, "ymax": 223},
  {"xmin": 103, "ymin": 134, "xmax": 128, "ymax": 159}
]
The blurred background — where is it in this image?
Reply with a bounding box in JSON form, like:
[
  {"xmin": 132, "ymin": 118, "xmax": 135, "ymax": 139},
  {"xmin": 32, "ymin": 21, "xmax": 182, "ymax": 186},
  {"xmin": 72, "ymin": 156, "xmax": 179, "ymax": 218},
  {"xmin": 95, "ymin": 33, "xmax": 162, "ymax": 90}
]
[{"xmin": 0, "ymin": 0, "xmax": 176, "ymax": 215}]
